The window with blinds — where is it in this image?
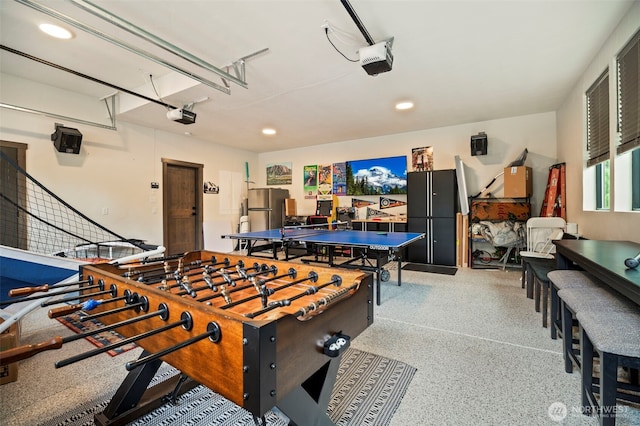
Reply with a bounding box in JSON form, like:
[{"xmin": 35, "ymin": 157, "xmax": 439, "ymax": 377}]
[
  {"xmin": 586, "ymin": 69, "xmax": 609, "ymax": 167},
  {"xmin": 617, "ymin": 29, "xmax": 639, "ymax": 156}
]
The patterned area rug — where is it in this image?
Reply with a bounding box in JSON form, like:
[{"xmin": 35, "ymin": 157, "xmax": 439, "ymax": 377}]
[
  {"xmin": 56, "ymin": 312, "xmax": 137, "ymax": 356},
  {"xmin": 39, "ymin": 348, "xmax": 416, "ymax": 426}
]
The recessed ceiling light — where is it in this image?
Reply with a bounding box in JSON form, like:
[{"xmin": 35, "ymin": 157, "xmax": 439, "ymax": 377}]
[
  {"xmin": 39, "ymin": 23, "xmax": 73, "ymax": 39},
  {"xmin": 395, "ymin": 101, "xmax": 414, "ymax": 111},
  {"xmin": 262, "ymin": 128, "xmax": 277, "ymax": 136}
]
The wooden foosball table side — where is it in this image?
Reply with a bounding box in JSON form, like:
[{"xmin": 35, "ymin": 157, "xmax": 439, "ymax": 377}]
[{"xmin": 75, "ymin": 250, "xmax": 374, "ymax": 424}]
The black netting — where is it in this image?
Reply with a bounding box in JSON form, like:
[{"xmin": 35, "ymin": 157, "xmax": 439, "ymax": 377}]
[{"xmin": 1, "ymin": 151, "xmax": 152, "ymax": 259}]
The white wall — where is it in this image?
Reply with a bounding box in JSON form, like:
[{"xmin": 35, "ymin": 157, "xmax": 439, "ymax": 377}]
[
  {"xmin": 0, "ymin": 74, "xmax": 258, "ymax": 248},
  {"xmin": 258, "ymin": 112, "xmax": 557, "ymax": 218},
  {"xmin": 556, "ymin": 1, "xmax": 640, "ymax": 241},
  {"xmin": 4, "ymin": 0, "xmax": 639, "ymax": 247}
]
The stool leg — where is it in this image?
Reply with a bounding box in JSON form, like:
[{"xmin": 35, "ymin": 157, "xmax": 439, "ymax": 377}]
[
  {"xmin": 541, "ymin": 280, "xmax": 549, "ymax": 328},
  {"xmin": 526, "ymin": 264, "xmax": 534, "ymax": 299},
  {"xmin": 599, "ymin": 352, "xmax": 618, "ymax": 426},
  {"xmin": 562, "ymin": 302, "xmax": 574, "ymax": 373},
  {"xmin": 580, "ymin": 327, "xmax": 595, "ymax": 416},
  {"xmin": 551, "ymin": 285, "xmax": 559, "ymax": 339},
  {"xmin": 535, "ymin": 276, "xmax": 541, "ymax": 312}
]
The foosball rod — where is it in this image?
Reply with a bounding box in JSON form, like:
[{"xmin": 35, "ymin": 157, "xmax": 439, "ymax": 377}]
[
  {"xmin": 55, "ymin": 309, "xmax": 189, "ymax": 368},
  {"xmin": 245, "ymin": 275, "xmax": 342, "ymax": 318},
  {"xmin": 294, "ymin": 283, "xmax": 358, "ymax": 319},
  {"xmin": 113, "ymin": 253, "xmax": 189, "ymax": 269},
  {"xmin": 47, "ymin": 294, "xmax": 128, "ymax": 318},
  {"xmin": 39, "ymin": 284, "xmax": 118, "ymax": 307},
  {"xmin": 0, "ymin": 282, "xmax": 104, "ymax": 307},
  {"xmin": 0, "ymin": 304, "xmax": 169, "ymax": 366},
  {"xmin": 140, "ymin": 259, "xmax": 245, "ymax": 287},
  {"xmin": 182, "ymin": 263, "xmax": 267, "ymax": 296},
  {"xmin": 8, "ymin": 279, "xmax": 92, "ymax": 297},
  {"xmin": 171, "ymin": 263, "xmax": 268, "ymax": 296},
  {"xmin": 223, "ymin": 271, "xmax": 318, "ymax": 309},
  {"xmin": 125, "ymin": 321, "xmax": 220, "ymax": 371},
  {"xmin": 126, "ymin": 257, "xmax": 231, "ymax": 282},
  {"xmin": 79, "ymin": 296, "xmax": 148, "ymax": 322}
]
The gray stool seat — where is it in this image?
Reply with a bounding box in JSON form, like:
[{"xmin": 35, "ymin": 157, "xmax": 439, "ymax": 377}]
[
  {"xmin": 558, "ymin": 287, "xmax": 636, "ymax": 374},
  {"xmin": 558, "ymin": 288, "xmax": 635, "ymax": 313},
  {"xmin": 578, "ymin": 310, "xmax": 640, "ymax": 357},
  {"xmin": 548, "ymin": 270, "xmax": 602, "ymax": 340},
  {"xmin": 577, "ymin": 310, "xmax": 640, "ymax": 426}
]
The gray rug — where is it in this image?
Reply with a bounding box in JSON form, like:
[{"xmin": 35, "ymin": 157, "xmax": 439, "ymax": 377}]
[{"xmin": 38, "ymin": 348, "xmax": 416, "ymax": 426}]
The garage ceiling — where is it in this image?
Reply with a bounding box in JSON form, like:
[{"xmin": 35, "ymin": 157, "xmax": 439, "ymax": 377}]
[{"xmin": 0, "ymin": 0, "xmax": 634, "ymax": 152}]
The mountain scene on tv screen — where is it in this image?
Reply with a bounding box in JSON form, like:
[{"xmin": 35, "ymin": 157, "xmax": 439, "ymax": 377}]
[{"xmin": 346, "ymin": 157, "xmax": 407, "ymax": 195}]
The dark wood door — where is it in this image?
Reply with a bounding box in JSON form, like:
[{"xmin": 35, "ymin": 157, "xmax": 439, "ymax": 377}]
[
  {"xmin": 162, "ymin": 159, "xmax": 203, "ymax": 256},
  {"xmin": 0, "ymin": 142, "xmax": 27, "ymax": 249}
]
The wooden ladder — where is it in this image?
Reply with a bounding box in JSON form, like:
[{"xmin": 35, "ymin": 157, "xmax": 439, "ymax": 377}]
[{"xmin": 539, "ymin": 163, "xmax": 566, "ymax": 219}]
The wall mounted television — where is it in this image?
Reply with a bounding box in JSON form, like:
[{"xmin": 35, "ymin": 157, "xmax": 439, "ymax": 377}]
[{"xmin": 346, "ymin": 155, "xmax": 407, "ymax": 195}]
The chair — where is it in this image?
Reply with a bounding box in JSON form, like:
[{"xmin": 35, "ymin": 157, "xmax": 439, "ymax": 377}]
[
  {"xmin": 519, "ymin": 217, "xmax": 566, "ymax": 299},
  {"xmin": 239, "ymin": 215, "xmax": 250, "ymax": 253},
  {"xmin": 520, "ymin": 217, "xmax": 566, "ymax": 259}
]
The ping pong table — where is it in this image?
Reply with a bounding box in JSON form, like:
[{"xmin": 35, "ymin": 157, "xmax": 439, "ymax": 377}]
[{"xmin": 222, "ymin": 227, "xmax": 425, "ymax": 305}]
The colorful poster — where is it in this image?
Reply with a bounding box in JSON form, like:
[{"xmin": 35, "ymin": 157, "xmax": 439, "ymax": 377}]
[
  {"xmin": 317, "ymin": 164, "xmax": 332, "ymax": 197},
  {"xmin": 346, "ymin": 156, "xmax": 407, "ymax": 195},
  {"xmin": 379, "ymin": 197, "xmax": 407, "ymax": 209},
  {"xmin": 332, "ymin": 162, "xmax": 347, "ymax": 196},
  {"xmin": 303, "ymin": 165, "xmax": 318, "ymax": 199},
  {"xmin": 411, "ymin": 146, "xmax": 433, "ymax": 172},
  {"xmin": 352, "ymin": 198, "xmax": 375, "ymax": 208},
  {"xmin": 266, "ymin": 162, "xmax": 292, "ymax": 185}
]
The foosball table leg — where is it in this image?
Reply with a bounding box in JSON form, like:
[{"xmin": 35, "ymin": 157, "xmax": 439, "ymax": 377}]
[
  {"xmin": 274, "ymin": 352, "xmax": 342, "ymax": 426},
  {"xmin": 94, "ymin": 350, "xmax": 198, "ymax": 426}
]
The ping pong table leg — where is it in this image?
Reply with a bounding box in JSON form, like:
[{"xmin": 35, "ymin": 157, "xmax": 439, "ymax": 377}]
[
  {"xmin": 376, "ymin": 254, "xmax": 383, "ymax": 305},
  {"xmin": 397, "ymin": 254, "xmax": 402, "ymax": 287}
]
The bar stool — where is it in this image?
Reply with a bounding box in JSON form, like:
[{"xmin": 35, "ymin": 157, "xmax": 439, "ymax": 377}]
[
  {"xmin": 547, "ymin": 270, "xmax": 602, "ymax": 340},
  {"xmin": 557, "ymin": 287, "xmax": 637, "ymax": 374},
  {"xmin": 578, "ymin": 310, "xmax": 640, "ymax": 426},
  {"xmin": 526, "ymin": 257, "xmax": 556, "ymax": 327}
]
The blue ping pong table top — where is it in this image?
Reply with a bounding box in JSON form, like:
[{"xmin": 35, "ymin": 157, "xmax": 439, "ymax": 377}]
[{"xmin": 223, "ymin": 229, "xmax": 425, "ymax": 249}]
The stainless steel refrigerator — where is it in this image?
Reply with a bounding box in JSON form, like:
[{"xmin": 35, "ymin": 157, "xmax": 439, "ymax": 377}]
[{"xmin": 247, "ymin": 188, "xmax": 289, "ymax": 231}]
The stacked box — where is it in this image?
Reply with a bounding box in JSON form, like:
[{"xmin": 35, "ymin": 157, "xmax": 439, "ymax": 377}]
[
  {"xmin": 0, "ymin": 319, "xmax": 20, "ymax": 385},
  {"xmin": 504, "ymin": 166, "xmax": 532, "ymax": 198}
]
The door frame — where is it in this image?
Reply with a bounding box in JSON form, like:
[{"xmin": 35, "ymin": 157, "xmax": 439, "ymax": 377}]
[{"xmin": 161, "ymin": 158, "xmax": 204, "ymax": 254}]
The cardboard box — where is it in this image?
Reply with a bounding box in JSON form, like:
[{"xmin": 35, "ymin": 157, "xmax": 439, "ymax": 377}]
[
  {"xmin": 0, "ymin": 318, "xmax": 20, "ymax": 385},
  {"xmin": 284, "ymin": 198, "xmax": 297, "ymax": 216},
  {"xmin": 504, "ymin": 166, "xmax": 532, "ymax": 198}
]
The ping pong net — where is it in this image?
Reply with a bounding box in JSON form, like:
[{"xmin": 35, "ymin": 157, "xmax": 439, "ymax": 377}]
[{"xmin": 279, "ymin": 221, "xmax": 349, "ymax": 239}]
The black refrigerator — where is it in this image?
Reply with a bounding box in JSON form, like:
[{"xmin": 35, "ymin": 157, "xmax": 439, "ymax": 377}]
[
  {"xmin": 407, "ymin": 170, "xmax": 458, "ymax": 266},
  {"xmin": 247, "ymin": 188, "xmax": 289, "ymax": 231}
]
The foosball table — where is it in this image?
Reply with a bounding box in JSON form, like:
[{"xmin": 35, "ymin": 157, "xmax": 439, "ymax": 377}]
[{"xmin": 0, "ymin": 250, "xmax": 374, "ymax": 425}]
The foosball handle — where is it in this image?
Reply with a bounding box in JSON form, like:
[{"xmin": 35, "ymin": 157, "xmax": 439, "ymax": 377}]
[
  {"xmin": 49, "ymin": 304, "xmax": 82, "ymax": 318},
  {"xmin": 0, "ymin": 337, "xmax": 63, "ymax": 366},
  {"xmin": 9, "ymin": 285, "xmax": 50, "ymax": 297}
]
